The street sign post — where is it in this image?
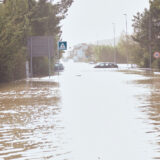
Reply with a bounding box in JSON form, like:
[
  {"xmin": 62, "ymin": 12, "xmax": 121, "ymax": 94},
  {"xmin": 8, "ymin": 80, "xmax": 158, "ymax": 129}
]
[
  {"xmin": 27, "ymin": 36, "xmax": 54, "ymax": 78},
  {"xmin": 153, "ymin": 52, "xmax": 160, "ymax": 59},
  {"xmin": 57, "ymin": 41, "xmax": 67, "ymax": 75}
]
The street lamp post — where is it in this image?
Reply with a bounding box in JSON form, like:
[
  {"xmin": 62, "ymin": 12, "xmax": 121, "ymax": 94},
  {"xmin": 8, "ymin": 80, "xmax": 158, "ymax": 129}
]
[
  {"xmin": 123, "ymin": 14, "xmax": 128, "ymax": 36},
  {"xmin": 112, "ymin": 23, "xmax": 116, "ymax": 63},
  {"xmin": 123, "ymin": 13, "xmax": 128, "ymax": 65},
  {"xmin": 149, "ymin": 0, "xmax": 152, "ymax": 70}
]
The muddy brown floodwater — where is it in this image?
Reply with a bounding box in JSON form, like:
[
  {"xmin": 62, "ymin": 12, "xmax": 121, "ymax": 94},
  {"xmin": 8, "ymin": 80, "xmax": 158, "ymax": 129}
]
[
  {"xmin": 0, "ymin": 81, "xmax": 68, "ymax": 160},
  {"xmin": 0, "ymin": 62, "xmax": 160, "ymax": 160}
]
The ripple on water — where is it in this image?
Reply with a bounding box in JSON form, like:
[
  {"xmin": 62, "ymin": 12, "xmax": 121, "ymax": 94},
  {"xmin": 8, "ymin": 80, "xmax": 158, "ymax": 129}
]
[{"xmin": 0, "ymin": 81, "xmax": 71, "ymax": 160}]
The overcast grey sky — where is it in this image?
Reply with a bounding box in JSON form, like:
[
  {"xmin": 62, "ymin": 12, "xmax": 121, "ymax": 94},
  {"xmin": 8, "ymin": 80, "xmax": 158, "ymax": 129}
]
[{"xmin": 61, "ymin": 0, "xmax": 149, "ymax": 47}]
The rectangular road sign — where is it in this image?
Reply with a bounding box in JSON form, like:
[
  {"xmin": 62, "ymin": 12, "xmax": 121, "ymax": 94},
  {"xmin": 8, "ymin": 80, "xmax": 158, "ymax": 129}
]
[
  {"xmin": 27, "ymin": 36, "xmax": 54, "ymax": 57},
  {"xmin": 58, "ymin": 41, "xmax": 67, "ymax": 50}
]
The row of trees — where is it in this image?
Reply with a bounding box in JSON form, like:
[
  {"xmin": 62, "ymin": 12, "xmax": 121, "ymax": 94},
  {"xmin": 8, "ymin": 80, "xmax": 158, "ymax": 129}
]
[
  {"xmin": 85, "ymin": 33, "xmax": 142, "ymax": 64},
  {"xmin": 85, "ymin": 43, "xmax": 126, "ymax": 63},
  {"xmin": 132, "ymin": 0, "xmax": 160, "ymax": 68},
  {"xmin": 85, "ymin": 0, "xmax": 160, "ymax": 68},
  {"xmin": 0, "ymin": 0, "xmax": 73, "ymax": 83}
]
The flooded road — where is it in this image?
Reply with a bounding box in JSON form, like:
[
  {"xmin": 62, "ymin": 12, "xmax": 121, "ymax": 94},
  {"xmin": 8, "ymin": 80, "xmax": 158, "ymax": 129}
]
[{"xmin": 0, "ymin": 62, "xmax": 160, "ymax": 160}]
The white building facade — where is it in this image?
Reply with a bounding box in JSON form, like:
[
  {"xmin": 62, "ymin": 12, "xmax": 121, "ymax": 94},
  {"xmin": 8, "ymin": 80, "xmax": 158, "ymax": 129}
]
[{"xmin": 73, "ymin": 43, "xmax": 88, "ymax": 61}]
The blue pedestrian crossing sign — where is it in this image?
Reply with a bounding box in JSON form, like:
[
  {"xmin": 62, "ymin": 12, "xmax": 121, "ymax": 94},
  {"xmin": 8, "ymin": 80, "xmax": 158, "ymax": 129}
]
[{"xmin": 58, "ymin": 41, "xmax": 67, "ymax": 50}]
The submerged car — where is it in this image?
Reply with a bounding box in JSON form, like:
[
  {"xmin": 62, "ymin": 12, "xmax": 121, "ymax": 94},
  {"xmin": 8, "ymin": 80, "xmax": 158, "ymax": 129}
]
[
  {"xmin": 94, "ymin": 62, "xmax": 118, "ymax": 68},
  {"xmin": 54, "ymin": 63, "xmax": 64, "ymax": 71}
]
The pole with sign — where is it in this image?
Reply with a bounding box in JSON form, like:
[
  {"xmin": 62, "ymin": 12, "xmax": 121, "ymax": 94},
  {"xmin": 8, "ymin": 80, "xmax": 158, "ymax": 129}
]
[
  {"xmin": 58, "ymin": 41, "xmax": 67, "ymax": 59},
  {"xmin": 57, "ymin": 41, "xmax": 67, "ymax": 74},
  {"xmin": 153, "ymin": 52, "xmax": 160, "ymax": 59},
  {"xmin": 27, "ymin": 36, "xmax": 54, "ymax": 78}
]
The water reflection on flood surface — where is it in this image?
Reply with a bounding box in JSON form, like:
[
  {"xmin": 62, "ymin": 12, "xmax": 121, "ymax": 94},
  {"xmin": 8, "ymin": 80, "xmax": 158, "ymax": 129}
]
[
  {"xmin": 135, "ymin": 76, "xmax": 160, "ymax": 160},
  {"xmin": 0, "ymin": 81, "xmax": 71, "ymax": 160},
  {"xmin": 0, "ymin": 62, "xmax": 160, "ymax": 160}
]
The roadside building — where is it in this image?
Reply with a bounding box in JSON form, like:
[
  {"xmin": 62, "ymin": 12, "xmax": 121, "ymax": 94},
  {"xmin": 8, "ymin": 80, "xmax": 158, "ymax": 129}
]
[{"xmin": 73, "ymin": 43, "xmax": 88, "ymax": 62}]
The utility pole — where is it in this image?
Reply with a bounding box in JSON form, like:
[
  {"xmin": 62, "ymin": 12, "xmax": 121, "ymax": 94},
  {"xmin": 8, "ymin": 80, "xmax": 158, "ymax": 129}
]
[
  {"xmin": 123, "ymin": 13, "xmax": 128, "ymax": 65},
  {"xmin": 112, "ymin": 23, "xmax": 116, "ymax": 63},
  {"xmin": 149, "ymin": 0, "xmax": 152, "ymax": 70},
  {"xmin": 123, "ymin": 14, "xmax": 128, "ymax": 35}
]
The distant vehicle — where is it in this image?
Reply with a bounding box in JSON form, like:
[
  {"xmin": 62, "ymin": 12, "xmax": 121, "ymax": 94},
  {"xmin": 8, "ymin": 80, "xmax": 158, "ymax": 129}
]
[
  {"xmin": 89, "ymin": 61, "xmax": 96, "ymax": 64},
  {"xmin": 54, "ymin": 63, "xmax": 64, "ymax": 71},
  {"xmin": 94, "ymin": 62, "xmax": 118, "ymax": 68}
]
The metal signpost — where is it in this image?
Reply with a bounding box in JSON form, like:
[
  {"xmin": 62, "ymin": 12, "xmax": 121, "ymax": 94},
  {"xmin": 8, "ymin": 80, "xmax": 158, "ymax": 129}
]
[
  {"xmin": 57, "ymin": 41, "xmax": 67, "ymax": 74},
  {"xmin": 27, "ymin": 36, "xmax": 54, "ymax": 78},
  {"xmin": 153, "ymin": 52, "xmax": 160, "ymax": 59}
]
